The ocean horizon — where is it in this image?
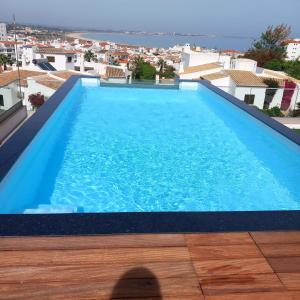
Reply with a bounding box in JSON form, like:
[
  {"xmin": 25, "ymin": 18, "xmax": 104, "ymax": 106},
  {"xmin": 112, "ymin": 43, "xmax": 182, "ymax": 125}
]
[{"xmin": 82, "ymin": 32, "xmax": 255, "ymax": 51}]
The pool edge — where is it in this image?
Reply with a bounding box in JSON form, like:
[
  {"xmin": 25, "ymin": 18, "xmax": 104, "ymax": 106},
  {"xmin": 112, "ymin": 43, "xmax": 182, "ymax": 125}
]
[{"xmin": 0, "ymin": 76, "xmax": 299, "ymax": 235}]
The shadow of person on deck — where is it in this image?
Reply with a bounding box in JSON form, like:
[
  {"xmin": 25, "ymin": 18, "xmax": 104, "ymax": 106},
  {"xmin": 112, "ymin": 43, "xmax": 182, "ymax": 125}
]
[{"xmin": 110, "ymin": 267, "xmax": 162, "ymax": 299}]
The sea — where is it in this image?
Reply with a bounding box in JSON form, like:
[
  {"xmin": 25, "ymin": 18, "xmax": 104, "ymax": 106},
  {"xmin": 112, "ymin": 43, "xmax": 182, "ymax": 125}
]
[{"xmin": 82, "ymin": 32, "xmax": 255, "ymax": 51}]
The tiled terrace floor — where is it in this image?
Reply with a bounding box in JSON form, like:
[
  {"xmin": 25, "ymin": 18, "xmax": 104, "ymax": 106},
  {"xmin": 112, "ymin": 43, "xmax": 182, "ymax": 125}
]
[{"xmin": 0, "ymin": 231, "xmax": 299, "ymax": 299}]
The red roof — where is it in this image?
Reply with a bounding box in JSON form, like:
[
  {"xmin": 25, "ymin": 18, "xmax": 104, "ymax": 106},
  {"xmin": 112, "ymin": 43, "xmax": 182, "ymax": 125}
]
[
  {"xmin": 0, "ymin": 41, "xmax": 23, "ymax": 45},
  {"xmin": 222, "ymin": 49, "xmax": 242, "ymax": 54},
  {"xmin": 283, "ymin": 40, "xmax": 300, "ymax": 45}
]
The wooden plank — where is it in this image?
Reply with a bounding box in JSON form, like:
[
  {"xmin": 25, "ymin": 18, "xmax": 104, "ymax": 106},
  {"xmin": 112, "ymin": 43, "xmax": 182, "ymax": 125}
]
[
  {"xmin": 199, "ymin": 273, "xmax": 284, "ymax": 295},
  {"xmin": 0, "ymin": 234, "xmax": 186, "ymax": 250},
  {"xmin": 288, "ymin": 291, "xmax": 300, "ymax": 300},
  {"xmin": 192, "ymin": 258, "xmax": 274, "ymax": 276},
  {"xmin": 277, "ymin": 273, "xmax": 300, "ymax": 291},
  {"xmin": 205, "ymin": 292, "xmax": 293, "ymax": 300},
  {"xmin": 268, "ymin": 258, "xmax": 300, "ymax": 273},
  {"xmin": 250, "ymin": 232, "xmax": 300, "ymax": 245},
  {"xmin": 0, "ymin": 277, "xmax": 203, "ymax": 300},
  {"xmin": 0, "ymin": 261, "xmax": 197, "ymax": 284},
  {"xmin": 0, "ymin": 247, "xmax": 190, "ymax": 267},
  {"xmin": 185, "ymin": 233, "xmax": 253, "ymax": 246},
  {"xmin": 258, "ymin": 243, "xmax": 300, "ymax": 258},
  {"xmin": 188, "ymin": 244, "xmax": 262, "ymax": 260}
]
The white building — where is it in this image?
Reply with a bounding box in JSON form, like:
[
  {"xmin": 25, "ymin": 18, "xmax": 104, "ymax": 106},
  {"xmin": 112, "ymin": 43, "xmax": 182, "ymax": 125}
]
[
  {"xmin": 284, "ymin": 39, "xmax": 300, "ymax": 61},
  {"xmin": 0, "ymin": 70, "xmax": 45, "ymax": 111},
  {"xmin": 230, "ymin": 58, "xmax": 257, "ymax": 72},
  {"xmin": 34, "ymin": 47, "xmax": 76, "ymax": 71},
  {"xmin": 203, "ymin": 69, "xmax": 300, "ymax": 110},
  {"xmin": 0, "ymin": 41, "xmax": 16, "ymax": 60},
  {"xmin": 0, "ymin": 23, "xmax": 7, "ymax": 39},
  {"xmin": 179, "ymin": 46, "xmax": 232, "ymax": 72}
]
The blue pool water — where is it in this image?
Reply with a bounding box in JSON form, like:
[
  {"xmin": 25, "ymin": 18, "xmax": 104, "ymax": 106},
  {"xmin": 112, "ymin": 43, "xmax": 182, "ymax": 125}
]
[{"xmin": 0, "ymin": 80, "xmax": 300, "ymax": 213}]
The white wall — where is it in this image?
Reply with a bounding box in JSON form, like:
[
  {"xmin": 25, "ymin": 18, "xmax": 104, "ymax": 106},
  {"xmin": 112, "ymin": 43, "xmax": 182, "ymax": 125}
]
[
  {"xmin": 180, "ymin": 51, "xmax": 231, "ymax": 71},
  {"xmin": 209, "ymin": 76, "xmax": 232, "ymax": 94},
  {"xmin": 230, "ymin": 59, "xmax": 257, "ymax": 72},
  {"xmin": 23, "ymin": 80, "xmax": 56, "ymax": 110},
  {"xmin": 234, "ymin": 87, "xmax": 266, "ymax": 108},
  {"xmin": 35, "ymin": 53, "xmax": 75, "ymax": 71},
  {"xmin": 0, "ymin": 83, "xmax": 19, "ymax": 110}
]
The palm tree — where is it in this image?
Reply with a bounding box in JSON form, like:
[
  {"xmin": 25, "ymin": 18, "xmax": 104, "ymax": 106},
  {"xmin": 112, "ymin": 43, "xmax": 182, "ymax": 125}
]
[
  {"xmin": 158, "ymin": 58, "xmax": 166, "ymax": 74},
  {"xmin": 0, "ymin": 54, "xmax": 12, "ymax": 71},
  {"xmin": 84, "ymin": 50, "xmax": 96, "ymax": 62},
  {"xmin": 131, "ymin": 56, "xmax": 145, "ymax": 79}
]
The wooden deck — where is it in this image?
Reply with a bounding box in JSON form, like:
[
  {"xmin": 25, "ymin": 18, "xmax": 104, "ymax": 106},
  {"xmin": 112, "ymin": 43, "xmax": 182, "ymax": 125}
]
[{"xmin": 0, "ymin": 232, "xmax": 299, "ymax": 299}]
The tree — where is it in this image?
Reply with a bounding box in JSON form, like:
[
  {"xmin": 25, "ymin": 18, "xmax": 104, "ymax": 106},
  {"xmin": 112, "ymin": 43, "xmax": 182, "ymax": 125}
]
[
  {"xmin": 244, "ymin": 24, "xmax": 291, "ymax": 66},
  {"xmin": 158, "ymin": 58, "xmax": 166, "ymax": 73},
  {"xmin": 263, "ymin": 59, "xmax": 284, "ymax": 71},
  {"xmin": 140, "ymin": 62, "xmax": 156, "ymax": 80},
  {"xmin": 130, "ymin": 56, "xmax": 157, "ymax": 80},
  {"xmin": 161, "ymin": 65, "xmax": 176, "ymax": 79},
  {"xmin": 84, "ymin": 50, "xmax": 96, "ymax": 62},
  {"xmin": 263, "ymin": 59, "xmax": 300, "ymax": 80},
  {"xmin": 0, "ymin": 54, "xmax": 12, "ymax": 71},
  {"xmin": 28, "ymin": 93, "xmax": 45, "ymax": 110},
  {"xmin": 131, "ymin": 56, "xmax": 144, "ymax": 79},
  {"xmin": 284, "ymin": 61, "xmax": 300, "ymax": 80}
]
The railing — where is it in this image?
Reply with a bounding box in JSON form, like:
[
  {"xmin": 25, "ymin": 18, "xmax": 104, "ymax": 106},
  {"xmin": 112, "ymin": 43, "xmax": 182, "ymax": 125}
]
[
  {"xmin": 99, "ymin": 77, "xmax": 179, "ymax": 89},
  {"xmin": 213, "ymin": 85, "xmax": 300, "ymax": 113}
]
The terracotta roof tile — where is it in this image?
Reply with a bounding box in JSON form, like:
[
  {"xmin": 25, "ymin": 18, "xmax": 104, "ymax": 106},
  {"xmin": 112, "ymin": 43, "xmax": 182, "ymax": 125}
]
[
  {"xmin": 225, "ymin": 70, "xmax": 267, "ymax": 87},
  {"xmin": 105, "ymin": 66, "xmax": 125, "ymax": 78},
  {"xmin": 36, "ymin": 47, "xmax": 76, "ymax": 55},
  {"xmin": 180, "ymin": 63, "xmax": 222, "ymax": 75},
  {"xmin": 0, "ymin": 70, "xmax": 45, "ymax": 87},
  {"xmin": 35, "ymin": 75, "xmax": 63, "ymax": 90},
  {"xmin": 50, "ymin": 71, "xmax": 78, "ymax": 80},
  {"xmin": 200, "ymin": 72, "xmax": 229, "ymax": 81}
]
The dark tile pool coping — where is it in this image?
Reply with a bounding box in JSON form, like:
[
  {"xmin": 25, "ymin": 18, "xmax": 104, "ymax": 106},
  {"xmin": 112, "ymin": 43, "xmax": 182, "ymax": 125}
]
[{"xmin": 0, "ymin": 76, "xmax": 299, "ymax": 236}]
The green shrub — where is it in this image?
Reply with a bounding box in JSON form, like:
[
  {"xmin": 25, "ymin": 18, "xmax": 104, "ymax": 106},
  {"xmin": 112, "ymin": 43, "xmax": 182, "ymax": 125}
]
[{"xmin": 261, "ymin": 106, "xmax": 284, "ymax": 117}]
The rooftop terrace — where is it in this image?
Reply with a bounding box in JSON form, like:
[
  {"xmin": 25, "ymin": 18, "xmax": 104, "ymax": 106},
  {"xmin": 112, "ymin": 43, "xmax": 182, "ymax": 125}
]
[{"xmin": 0, "ymin": 231, "xmax": 299, "ymax": 299}]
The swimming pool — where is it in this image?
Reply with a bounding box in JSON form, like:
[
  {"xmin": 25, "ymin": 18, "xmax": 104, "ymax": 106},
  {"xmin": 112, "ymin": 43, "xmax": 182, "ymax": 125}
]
[{"xmin": 0, "ymin": 77, "xmax": 300, "ymax": 234}]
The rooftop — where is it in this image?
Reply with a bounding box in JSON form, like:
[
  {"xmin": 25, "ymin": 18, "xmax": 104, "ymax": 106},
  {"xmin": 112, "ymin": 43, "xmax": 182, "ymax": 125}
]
[
  {"xmin": 35, "ymin": 75, "xmax": 63, "ymax": 90},
  {"xmin": 225, "ymin": 70, "xmax": 268, "ymax": 87},
  {"xmin": 105, "ymin": 66, "xmax": 126, "ymax": 78},
  {"xmin": 180, "ymin": 63, "xmax": 222, "ymax": 75},
  {"xmin": 200, "ymin": 72, "xmax": 229, "ymax": 81},
  {"xmin": 0, "ymin": 70, "xmax": 45, "ymax": 87},
  {"xmin": 36, "ymin": 47, "xmax": 77, "ymax": 55},
  {"xmin": 50, "ymin": 71, "xmax": 80, "ymax": 80}
]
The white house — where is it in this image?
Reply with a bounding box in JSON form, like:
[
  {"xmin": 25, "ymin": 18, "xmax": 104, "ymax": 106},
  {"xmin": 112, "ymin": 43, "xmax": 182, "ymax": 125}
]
[
  {"xmin": 284, "ymin": 39, "xmax": 300, "ymax": 61},
  {"xmin": 0, "ymin": 70, "xmax": 45, "ymax": 111},
  {"xmin": 0, "ymin": 41, "xmax": 16, "ymax": 60},
  {"xmin": 0, "ymin": 23, "xmax": 7, "ymax": 39},
  {"xmin": 203, "ymin": 69, "xmax": 300, "ymax": 110},
  {"xmin": 34, "ymin": 47, "xmax": 76, "ymax": 71},
  {"xmin": 179, "ymin": 46, "xmax": 232, "ymax": 72}
]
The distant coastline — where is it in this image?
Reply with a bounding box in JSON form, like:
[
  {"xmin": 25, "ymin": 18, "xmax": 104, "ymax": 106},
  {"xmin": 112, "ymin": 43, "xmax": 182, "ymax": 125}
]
[
  {"xmin": 67, "ymin": 32, "xmax": 94, "ymax": 41},
  {"xmin": 67, "ymin": 31, "xmax": 255, "ymax": 50}
]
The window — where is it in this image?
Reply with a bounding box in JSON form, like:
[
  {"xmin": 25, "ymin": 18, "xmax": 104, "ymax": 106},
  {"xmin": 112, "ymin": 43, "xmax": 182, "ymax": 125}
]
[
  {"xmin": 67, "ymin": 56, "xmax": 72, "ymax": 63},
  {"xmin": 244, "ymin": 94, "xmax": 255, "ymax": 105},
  {"xmin": 47, "ymin": 56, "xmax": 55, "ymax": 62},
  {"xmin": 0, "ymin": 94, "xmax": 4, "ymax": 106}
]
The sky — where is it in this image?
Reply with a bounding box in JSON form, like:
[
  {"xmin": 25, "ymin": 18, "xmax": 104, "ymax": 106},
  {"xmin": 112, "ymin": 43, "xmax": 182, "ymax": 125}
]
[{"xmin": 0, "ymin": 0, "xmax": 299, "ymax": 38}]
